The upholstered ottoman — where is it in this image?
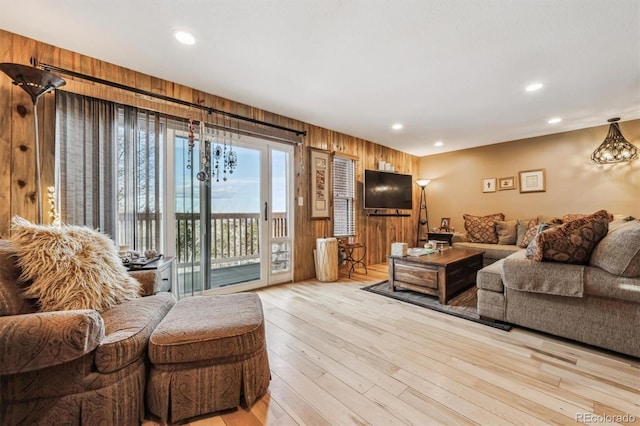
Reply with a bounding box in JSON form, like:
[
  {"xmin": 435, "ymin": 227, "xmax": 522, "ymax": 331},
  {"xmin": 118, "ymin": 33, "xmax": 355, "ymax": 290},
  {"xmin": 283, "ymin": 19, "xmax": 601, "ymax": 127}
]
[{"xmin": 146, "ymin": 293, "xmax": 270, "ymax": 424}]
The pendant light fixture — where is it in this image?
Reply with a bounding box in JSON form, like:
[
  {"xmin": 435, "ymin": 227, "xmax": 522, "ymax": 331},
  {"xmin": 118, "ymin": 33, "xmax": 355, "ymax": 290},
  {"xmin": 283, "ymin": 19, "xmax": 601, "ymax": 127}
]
[
  {"xmin": 591, "ymin": 118, "xmax": 638, "ymax": 164},
  {"xmin": 0, "ymin": 63, "xmax": 66, "ymax": 223}
]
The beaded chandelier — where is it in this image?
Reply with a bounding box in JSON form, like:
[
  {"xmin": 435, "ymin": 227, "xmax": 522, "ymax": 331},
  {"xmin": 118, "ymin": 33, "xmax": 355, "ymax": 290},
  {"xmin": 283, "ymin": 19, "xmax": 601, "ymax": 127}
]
[{"xmin": 591, "ymin": 118, "xmax": 638, "ymax": 164}]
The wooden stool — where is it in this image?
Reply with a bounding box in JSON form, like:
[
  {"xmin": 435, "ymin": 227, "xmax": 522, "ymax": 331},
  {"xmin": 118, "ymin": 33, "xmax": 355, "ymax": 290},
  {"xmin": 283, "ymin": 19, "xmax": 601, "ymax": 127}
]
[{"xmin": 146, "ymin": 293, "xmax": 270, "ymax": 424}]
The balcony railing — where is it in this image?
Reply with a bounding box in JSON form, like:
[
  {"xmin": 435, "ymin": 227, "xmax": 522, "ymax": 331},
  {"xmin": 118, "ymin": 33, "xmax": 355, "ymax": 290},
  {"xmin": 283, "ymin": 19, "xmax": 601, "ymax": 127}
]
[{"xmin": 175, "ymin": 212, "xmax": 287, "ymax": 266}]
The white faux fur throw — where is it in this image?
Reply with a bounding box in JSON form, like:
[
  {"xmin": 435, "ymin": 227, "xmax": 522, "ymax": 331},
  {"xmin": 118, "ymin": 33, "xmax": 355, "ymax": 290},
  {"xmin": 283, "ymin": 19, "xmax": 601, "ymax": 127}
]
[{"xmin": 10, "ymin": 216, "xmax": 141, "ymax": 312}]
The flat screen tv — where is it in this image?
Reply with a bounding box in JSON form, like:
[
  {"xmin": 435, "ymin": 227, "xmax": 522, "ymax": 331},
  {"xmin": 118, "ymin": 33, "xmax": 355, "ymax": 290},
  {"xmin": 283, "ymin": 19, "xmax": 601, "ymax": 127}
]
[{"xmin": 364, "ymin": 170, "xmax": 413, "ymax": 210}]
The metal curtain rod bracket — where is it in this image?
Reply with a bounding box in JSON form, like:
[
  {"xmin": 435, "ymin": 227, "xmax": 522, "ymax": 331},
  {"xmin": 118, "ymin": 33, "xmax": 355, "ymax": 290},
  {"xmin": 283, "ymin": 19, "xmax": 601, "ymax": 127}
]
[{"xmin": 34, "ymin": 59, "xmax": 307, "ymax": 138}]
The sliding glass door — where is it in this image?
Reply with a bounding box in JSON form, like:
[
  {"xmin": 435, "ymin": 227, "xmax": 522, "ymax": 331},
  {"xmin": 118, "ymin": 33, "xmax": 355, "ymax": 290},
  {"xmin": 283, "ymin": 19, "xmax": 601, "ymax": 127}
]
[{"xmin": 167, "ymin": 128, "xmax": 293, "ymax": 296}]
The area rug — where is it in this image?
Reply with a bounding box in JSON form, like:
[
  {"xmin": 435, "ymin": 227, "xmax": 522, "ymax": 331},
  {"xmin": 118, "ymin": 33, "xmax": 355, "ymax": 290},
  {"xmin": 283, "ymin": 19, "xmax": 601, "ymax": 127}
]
[{"xmin": 361, "ymin": 281, "xmax": 511, "ymax": 331}]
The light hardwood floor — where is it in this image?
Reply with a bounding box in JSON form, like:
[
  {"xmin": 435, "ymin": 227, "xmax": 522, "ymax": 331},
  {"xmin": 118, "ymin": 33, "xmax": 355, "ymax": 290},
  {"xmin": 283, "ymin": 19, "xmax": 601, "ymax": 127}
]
[{"xmin": 144, "ymin": 264, "xmax": 640, "ymax": 425}]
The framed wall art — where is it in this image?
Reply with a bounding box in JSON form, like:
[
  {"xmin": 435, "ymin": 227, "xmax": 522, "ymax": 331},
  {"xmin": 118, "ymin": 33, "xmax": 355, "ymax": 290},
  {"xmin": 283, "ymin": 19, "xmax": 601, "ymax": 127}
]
[
  {"xmin": 482, "ymin": 177, "xmax": 497, "ymax": 193},
  {"xmin": 519, "ymin": 169, "xmax": 546, "ymax": 193},
  {"xmin": 309, "ymin": 147, "xmax": 332, "ymax": 219},
  {"xmin": 498, "ymin": 176, "xmax": 516, "ymax": 190}
]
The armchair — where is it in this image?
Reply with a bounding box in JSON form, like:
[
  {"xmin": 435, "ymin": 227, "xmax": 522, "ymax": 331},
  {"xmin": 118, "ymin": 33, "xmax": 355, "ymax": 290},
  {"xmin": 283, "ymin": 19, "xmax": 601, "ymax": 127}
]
[{"xmin": 0, "ymin": 240, "xmax": 176, "ymax": 425}]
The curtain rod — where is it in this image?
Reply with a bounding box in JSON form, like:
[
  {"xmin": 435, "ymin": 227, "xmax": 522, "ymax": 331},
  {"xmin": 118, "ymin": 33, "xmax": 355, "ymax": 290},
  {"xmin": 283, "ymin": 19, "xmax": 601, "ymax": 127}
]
[{"xmin": 35, "ymin": 60, "xmax": 307, "ymax": 137}]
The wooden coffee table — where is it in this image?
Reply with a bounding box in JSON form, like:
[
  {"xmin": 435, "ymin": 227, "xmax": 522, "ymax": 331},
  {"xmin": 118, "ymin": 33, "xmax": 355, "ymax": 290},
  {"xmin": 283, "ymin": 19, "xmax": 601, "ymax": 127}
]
[{"xmin": 387, "ymin": 248, "xmax": 483, "ymax": 305}]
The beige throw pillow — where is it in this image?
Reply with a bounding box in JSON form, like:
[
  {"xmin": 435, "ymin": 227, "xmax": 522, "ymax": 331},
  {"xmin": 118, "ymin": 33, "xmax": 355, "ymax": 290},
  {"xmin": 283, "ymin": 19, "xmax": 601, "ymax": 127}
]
[
  {"xmin": 495, "ymin": 220, "xmax": 517, "ymax": 245},
  {"xmin": 10, "ymin": 217, "xmax": 141, "ymax": 312}
]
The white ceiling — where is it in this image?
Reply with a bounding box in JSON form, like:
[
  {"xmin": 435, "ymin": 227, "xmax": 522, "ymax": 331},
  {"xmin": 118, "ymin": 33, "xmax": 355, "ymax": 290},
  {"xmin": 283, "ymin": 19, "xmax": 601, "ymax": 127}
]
[{"xmin": 1, "ymin": 0, "xmax": 639, "ymax": 156}]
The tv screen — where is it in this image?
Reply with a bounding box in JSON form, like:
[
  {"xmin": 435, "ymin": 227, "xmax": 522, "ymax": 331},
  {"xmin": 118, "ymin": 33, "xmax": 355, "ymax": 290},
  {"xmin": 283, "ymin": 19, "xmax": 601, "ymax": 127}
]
[{"xmin": 364, "ymin": 170, "xmax": 413, "ymax": 210}]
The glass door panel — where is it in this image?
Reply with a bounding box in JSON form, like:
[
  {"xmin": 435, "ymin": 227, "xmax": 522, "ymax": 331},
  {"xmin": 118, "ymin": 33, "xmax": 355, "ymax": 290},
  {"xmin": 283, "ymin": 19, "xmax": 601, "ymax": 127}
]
[
  {"xmin": 171, "ymin": 129, "xmax": 293, "ymax": 296},
  {"xmin": 269, "ymin": 147, "xmax": 293, "ymax": 283},
  {"xmin": 210, "ymin": 144, "xmax": 262, "ymax": 288},
  {"xmin": 173, "ymin": 133, "xmax": 203, "ymax": 297}
]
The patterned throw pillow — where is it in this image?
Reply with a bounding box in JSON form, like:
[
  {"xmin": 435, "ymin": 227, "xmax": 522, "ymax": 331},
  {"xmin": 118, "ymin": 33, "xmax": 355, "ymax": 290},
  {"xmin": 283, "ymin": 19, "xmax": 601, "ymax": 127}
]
[
  {"xmin": 517, "ymin": 220, "xmax": 539, "ymax": 248},
  {"xmin": 563, "ymin": 212, "xmax": 614, "ymax": 223},
  {"xmin": 532, "ymin": 210, "xmax": 610, "ymax": 264},
  {"xmin": 463, "ymin": 213, "xmax": 505, "ymax": 244},
  {"xmin": 525, "ymin": 223, "xmax": 559, "ymax": 258}
]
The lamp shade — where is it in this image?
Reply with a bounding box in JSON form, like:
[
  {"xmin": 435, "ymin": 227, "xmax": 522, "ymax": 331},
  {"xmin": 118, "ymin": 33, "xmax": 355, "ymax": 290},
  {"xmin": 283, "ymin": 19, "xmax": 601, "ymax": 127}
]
[
  {"xmin": 591, "ymin": 118, "xmax": 638, "ymax": 164},
  {"xmin": 0, "ymin": 63, "xmax": 66, "ymax": 104},
  {"xmin": 416, "ymin": 179, "xmax": 431, "ymax": 187},
  {"xmin": 0, "ymin": 63, "xmax": 66, "ymax": 224}
]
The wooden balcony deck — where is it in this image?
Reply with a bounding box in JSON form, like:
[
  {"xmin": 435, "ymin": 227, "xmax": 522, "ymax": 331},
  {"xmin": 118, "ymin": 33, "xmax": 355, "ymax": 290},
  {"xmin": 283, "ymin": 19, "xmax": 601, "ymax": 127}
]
[{"xmin": 177, "ymin": 262, "xmax": 261, "ymax": 296}]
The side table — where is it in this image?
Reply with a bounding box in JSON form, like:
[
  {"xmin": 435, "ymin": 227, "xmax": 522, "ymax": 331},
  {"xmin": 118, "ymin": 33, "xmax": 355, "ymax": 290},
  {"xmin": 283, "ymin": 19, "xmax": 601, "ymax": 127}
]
[
  {"xmin": 128, "ymin": 256, "xmax": 175, "ymax": 293},
  {"xmin": 426, "ymin": 232, "xmax": 454, "ymax": 246},
  {"xmin": 338, "ymin": 243, "xmax": 368, "ymax": 278}
]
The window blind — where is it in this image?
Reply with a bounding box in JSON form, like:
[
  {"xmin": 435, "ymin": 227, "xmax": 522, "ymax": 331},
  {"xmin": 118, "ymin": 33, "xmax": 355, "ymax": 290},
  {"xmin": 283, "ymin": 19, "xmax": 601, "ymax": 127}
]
[
  {"xmin": 333, "ymin": 156, "xmax": 356, "ymax": 236},
  {"xmin": 56, "ymin": 92, "xmax": 165, "ymax": 252},
  {"xmin": 56, "ymin": 92, "xmax": 118, "ymax": 237}
]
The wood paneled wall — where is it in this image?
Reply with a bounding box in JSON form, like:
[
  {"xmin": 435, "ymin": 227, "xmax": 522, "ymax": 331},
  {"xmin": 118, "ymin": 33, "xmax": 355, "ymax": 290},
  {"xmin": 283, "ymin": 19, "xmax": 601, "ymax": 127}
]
[{"xmin": 0, "ymin": 29, "xmax": 420, "ymax": 281}]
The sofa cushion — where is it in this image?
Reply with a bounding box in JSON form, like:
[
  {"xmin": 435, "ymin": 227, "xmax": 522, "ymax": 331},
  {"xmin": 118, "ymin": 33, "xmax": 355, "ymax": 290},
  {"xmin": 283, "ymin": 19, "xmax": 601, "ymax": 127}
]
[
  {"xmin": 128, "ymin": 269, "xmax": 160, "ymax": 297},
  {"xmin": 0, "ymin": 309, "xmax": 104, "ymax": 374},
  {"xmin": 517, "ymin": 219, "xmax": 538, "ymax": 248},
  {"xmin": 0, "ymin": 240, "xmax": 34, "ymax": 316},
  {"xmin": 563, "ymin": 212, "xmax": 614, "ymax": 223},
  {"xmin": 96, "ymin": 292, "xmax": 175, "ymax": 374},
  {"xmin": 495, "ymin": 220, "xmax": 517, "ymax": 245},
  {"xmin": 584, "ymin": 266, "xmax": 640, "ymax": 304},
  {"xmin": 537, "ymin": 215, "xmax": 563, "ymax": 224},
  {"xmin": 502, "ymin": 250, "xmax": 585, "ymax": 297},
  {"xmin": 149, "ymin": 293, "xmax": 265, "ymax": 365},
  {"xmin": 532, "ymin": 210, "xmax": 610, "ymax": 264},
  {"xmin": 10, "ymin": 217, "xmax": 141, "ymax": 312},
  {"xmin": 589, "ymin": 219, "xmax": 640, "ymax": 277},
  {"xmin": 453, "ymin": 242, "xmax": 520, "ymax": 261},
  {"xmin": 476, "ymin": 258, "xmax": 505, "ymax": 292},
  {"xmin": 463, "ymin": 213, "xmax": 505, "ymax": 244}
]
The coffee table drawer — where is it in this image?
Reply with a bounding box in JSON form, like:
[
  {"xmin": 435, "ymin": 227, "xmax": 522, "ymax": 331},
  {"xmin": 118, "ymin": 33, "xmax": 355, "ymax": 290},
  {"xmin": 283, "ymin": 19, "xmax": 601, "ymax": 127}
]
[{"xmin": 394, "ymin": 262, "xmax": 438, "ymax": 289}]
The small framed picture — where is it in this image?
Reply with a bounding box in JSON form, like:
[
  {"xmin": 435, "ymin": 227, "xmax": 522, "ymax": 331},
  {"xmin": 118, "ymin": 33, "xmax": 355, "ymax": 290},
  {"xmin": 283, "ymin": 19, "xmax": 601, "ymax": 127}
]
[
  {"xmin": 498, "ymin": 176, "xmax": 516, "ymax": 190},
  {"xmin": 482, "ymin": 177, "xmax": 497, "ymax": 193},
  {"xmin": 309, "ymin": 148, "xmax": 332, "ymax": 219},
  {"xmin": 440, "ymin": 217, "xmax": 451, "ymax": 230},
  {"xmin": 519, "ymin": 169, "xmax": 546, "ymax": 193}
]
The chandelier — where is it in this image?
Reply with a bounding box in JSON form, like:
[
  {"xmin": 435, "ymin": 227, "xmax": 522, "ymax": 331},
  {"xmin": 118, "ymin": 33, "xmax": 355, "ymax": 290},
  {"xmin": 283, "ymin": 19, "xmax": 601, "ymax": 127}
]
[
  {"xmin": 185, "ymin": 117, "xmax": 238, "ymax": 185},
  {"xmin": 590, "ymin": 118, "xmax": 638, "ymax": 164}
]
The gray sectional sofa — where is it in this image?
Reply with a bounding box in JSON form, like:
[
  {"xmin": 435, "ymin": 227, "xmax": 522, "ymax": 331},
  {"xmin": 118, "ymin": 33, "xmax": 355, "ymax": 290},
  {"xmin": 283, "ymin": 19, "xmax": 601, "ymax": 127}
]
[
  {"xmin": 452, "ymin": 214, "xmax": 566, "ymax": 266},
  {"xmin": 476, "ymin": 218, "xmax": 640, "ymax": 358}
]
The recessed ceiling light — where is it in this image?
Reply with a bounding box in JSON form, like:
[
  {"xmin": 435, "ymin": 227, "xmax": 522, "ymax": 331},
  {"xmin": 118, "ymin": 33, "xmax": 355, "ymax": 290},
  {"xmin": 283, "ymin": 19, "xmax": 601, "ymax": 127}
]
[
  {"xmin": 525, "ymin": 82, "xmax": 544, "ymax": 92},
  {"xmin": 548, "ymin": 117, "xmax": 562, "ymax": 124},
  {"xmin": 391, "ymin": 123, "xmax": 403, "ymax": 130},
  {"xmin": 174, "ymin": 31, "xmax": 196, "ymax": 45},
  {"xmin": 434, "ymin": 141, "xmax": 444, "ymax": 147}
]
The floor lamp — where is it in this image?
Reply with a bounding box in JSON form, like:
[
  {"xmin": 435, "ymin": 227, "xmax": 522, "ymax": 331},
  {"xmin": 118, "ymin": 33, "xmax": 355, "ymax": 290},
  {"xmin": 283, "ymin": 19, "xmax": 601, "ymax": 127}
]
[
  {"xmin": 415, "ymin": 179, "xmax": 431, "ymax": 246},
  {"xmin": 0, "ymin": 63, "xmax": 66, "ymax": 224}
]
